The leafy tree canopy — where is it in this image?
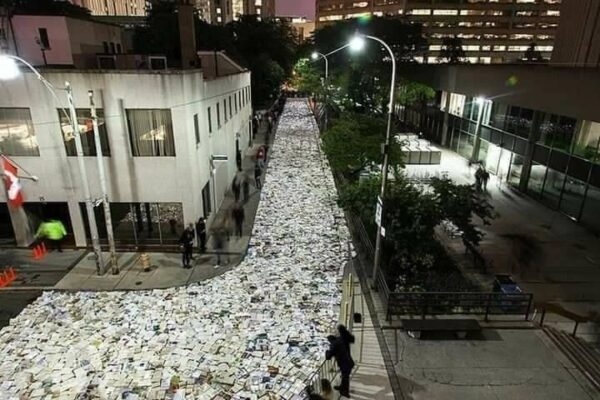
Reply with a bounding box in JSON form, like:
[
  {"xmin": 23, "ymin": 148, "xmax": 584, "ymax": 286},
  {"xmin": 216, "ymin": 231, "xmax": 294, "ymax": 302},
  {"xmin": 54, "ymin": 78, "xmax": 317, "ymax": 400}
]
[
  {"xmin": 291, "ymin": 58, "xmax": 323, "ymax": 95},
  {"xmin": 396, "ymin": 79, "xmax": 436, "ymax": 107}
]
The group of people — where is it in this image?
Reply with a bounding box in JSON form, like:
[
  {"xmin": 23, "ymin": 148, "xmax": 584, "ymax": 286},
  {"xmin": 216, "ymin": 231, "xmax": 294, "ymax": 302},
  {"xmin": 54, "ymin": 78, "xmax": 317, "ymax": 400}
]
[
  {"xmin": 475, "ymin": 165, "xmax": 491, "ymax": 191},
  {"xmin": 178, "ymin": 217, "xmax": 208, "ymax": 269},
  {"xmin": 307, "ymin": 325, "xmax": 355, "ymax": 399}
]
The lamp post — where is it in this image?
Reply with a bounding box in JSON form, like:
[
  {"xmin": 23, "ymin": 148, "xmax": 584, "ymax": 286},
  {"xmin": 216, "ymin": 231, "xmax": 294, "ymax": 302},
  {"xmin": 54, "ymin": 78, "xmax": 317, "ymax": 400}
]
[
  {"xmin": 349, "ymin": 33, "xmax": 397, "ymax": 287},
  {"xmin": 311, "ymin": 51, "xmax": 329, "ymax": 79},
  {"xmin": 0, "ymin": 54, "xmax": 105, "ymax": 275}
]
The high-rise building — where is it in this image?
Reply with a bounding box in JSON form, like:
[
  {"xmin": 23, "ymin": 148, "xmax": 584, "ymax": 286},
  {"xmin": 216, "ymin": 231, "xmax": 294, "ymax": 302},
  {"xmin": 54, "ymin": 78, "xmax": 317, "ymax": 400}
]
[
  {"xmin": 316, "ymin": 0, "xmax": 562, "ymax": 63},
  {"xmin": 196, "ymin": 0, "xmax": 275, "ymax": 24},
  {"xmin": 551, "ymin": 0, "xmax": 600, "ymax": 68},
  {"xmin": 71, "ymin": 0, "xmax": 149, "ymax": 16}
]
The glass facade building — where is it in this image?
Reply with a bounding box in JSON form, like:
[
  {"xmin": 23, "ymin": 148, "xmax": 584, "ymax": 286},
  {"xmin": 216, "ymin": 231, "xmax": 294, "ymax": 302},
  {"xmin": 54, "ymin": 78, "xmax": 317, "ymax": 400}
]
[{"xmin": 399, "ymin": 91, "xmax": 600, "ymax": 233}]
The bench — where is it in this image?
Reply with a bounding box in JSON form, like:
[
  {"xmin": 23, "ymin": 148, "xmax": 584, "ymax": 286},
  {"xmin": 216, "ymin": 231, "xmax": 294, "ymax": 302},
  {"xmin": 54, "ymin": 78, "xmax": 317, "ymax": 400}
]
[{"xmin": 401, "ymin": 318, "xmax": 481, "ymax": 339}]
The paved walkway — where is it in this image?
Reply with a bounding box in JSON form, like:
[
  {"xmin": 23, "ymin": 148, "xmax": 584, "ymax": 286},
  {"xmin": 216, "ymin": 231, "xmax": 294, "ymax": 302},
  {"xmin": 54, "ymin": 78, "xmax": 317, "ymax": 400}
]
[{"xmin": 1, "ymin": 112, "xmax": 277, "ymax": 292}]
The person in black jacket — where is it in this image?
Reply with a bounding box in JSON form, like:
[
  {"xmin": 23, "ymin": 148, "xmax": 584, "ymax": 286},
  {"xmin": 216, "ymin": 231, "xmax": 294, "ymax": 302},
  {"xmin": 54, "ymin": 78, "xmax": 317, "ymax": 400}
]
[
  {"xmin": 325, "ymin": 335, "xmax": 355, "ymax": 398},
  {"xmin": 179, "ymin": 224, "xmax": 195, "ymax": 269},
  {"xmin": 338, "ymin": 325, "xmax": 355, "ymax": 355},
  {"xmin": 195, "ymin": 217, "xmax": 207, "ymax": 253}
]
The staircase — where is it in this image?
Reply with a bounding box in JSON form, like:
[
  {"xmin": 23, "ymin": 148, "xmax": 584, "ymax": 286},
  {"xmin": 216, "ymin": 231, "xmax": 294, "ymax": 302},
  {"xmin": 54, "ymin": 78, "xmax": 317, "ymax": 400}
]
[{"xmin": 544, "ymin": 326, "xmax": 600, "ymax": 394}]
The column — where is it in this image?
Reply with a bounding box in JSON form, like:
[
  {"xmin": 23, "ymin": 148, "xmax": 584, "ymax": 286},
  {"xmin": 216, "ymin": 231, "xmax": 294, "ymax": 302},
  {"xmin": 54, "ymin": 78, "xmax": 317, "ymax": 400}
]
[
  {"xmin": 441, "ymin": 91, "xmax": 452, "ymax": 146},
  {"xmin": 518, "ymin": 110, "xmax": 542, "ymax": 192}
]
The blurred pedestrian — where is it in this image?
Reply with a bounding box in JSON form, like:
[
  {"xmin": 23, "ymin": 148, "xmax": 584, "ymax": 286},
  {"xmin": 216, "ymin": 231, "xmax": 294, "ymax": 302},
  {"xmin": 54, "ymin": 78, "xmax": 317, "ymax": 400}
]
[
  {"xmin": 482, "ymin": 169, "xmax": 490, "ymax": 191},
  {"xmin": 236, "ymin": 149, "xmax": 242, "ymax": 171},
  {"xmin": 35, "ymin": 219, "xmax": 67, "ymax": 252},
  {"xmin": 179, "ymin": 224, "xmax": 195, "ymax": 269},
  {"xmin": 242, "ymin": 176, "xmax": 250, "ymax": 201},
  {"xmin": 475, "ymin": 166, "xmax": 484, "ymax": 191},
  {"xmin": 212, "ymin": 225, "xmax": 229, "ymax": 267},
  {"xmin": 254, "ymin": 163, "xmax": 262, "ymax": 189},
  {"xmin": 232, "ymin": 176, "xmax": 241, "ymax": 202},
  {"xmin": 232, "ymin": 202, "xmax": 245, "ymax": 237},
  {"xmin": 326, "ymin": 335, "xmax": 354, "ymax": 398},
  {"xmin": 195, "ymin": 216, "xmax": 207, "ymax": 253},
  {"xmin": 256, "ymin": 145, "xmax": 265, "ymax": 169},
  {"xmin": 320, "ymin": 379, "xmax": 334, "ymax": 400}
]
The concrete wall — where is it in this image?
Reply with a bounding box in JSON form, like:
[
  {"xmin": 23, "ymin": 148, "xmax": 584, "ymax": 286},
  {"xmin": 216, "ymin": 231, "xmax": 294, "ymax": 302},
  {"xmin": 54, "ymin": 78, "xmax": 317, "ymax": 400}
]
[
  {"xmin": 0, "ymin": 69, "xmax": 252, "ymax": 246},
  {"xmin": 8, "ymin": 15, "xmax": 125, "ymax": 68},
  {"xmin": 400, "ymin": 64, "xmax": 600, "ymax": 123}
]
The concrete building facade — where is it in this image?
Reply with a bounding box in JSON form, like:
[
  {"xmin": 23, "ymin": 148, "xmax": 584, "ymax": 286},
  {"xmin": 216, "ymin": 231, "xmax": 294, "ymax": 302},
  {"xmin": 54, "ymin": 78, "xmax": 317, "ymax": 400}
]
[
  {"xmin": 5, "ymin": 15, "xmax": 126, "ymax": 68},
  {"xmin": 398, "ymin": 64, "xmax": 600, "ymax": 233},
  {"xmin": 195, "ymin": 0, "xmax": 275, "ymax": 24},
  {"xmin": 316, "ymin": 0, "xmax": 562, "ymax": 63},
  {"xmin": 0, "ymin": 68, "xmax": 252, "ymax": 248},
  {"xmin": 71, "ymin": 0, "xmax": 149, "ymax": 16}
]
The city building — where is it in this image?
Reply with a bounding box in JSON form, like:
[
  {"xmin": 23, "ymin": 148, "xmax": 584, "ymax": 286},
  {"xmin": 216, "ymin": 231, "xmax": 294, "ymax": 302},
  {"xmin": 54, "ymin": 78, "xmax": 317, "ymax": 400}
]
[
  {"xmin": 71, "ymin": 0, "xmax": 149, "ymax": 16},
  {"xmin": 398, "ymin": 63, "xmax": 600, "ymax": 233},
  {"xmin": 195, "ymin": 0, "xmax": 275, "ymax": 24},
  {"xmin": 316, "ymin": 0, "xmax": 562, "ymax": 63},
  {"xmin": 550, "ymin": 0, "xmax": 600, "ymax": 68},
  {"xmin": 0, "ymin": 6, "xmax": 254, "ymax": 249},
  {"xmin": 3, "ymin": 14, "xmax": 127, "ymax": 68},
  {"xmin": 278, "ymin": 16, "xmax": 316, "ymax": 42}
]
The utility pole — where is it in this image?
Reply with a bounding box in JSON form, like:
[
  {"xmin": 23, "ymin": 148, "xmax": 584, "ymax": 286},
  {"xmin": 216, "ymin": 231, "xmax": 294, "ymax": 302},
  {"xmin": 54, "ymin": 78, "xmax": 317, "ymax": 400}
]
[
  {"xmin": 66, "ymin": 82, "xmax": 104, "ymax": 275},
  {"xmin": 89, "ymin": 90, "xmax": 119, "ymax": 274}
]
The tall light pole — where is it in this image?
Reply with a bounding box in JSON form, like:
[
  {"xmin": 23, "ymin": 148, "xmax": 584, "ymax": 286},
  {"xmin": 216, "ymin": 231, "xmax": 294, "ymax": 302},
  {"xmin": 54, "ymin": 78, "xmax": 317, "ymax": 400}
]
[
  {"xmin": 0, "ymin": 54, "xmax": 105, "ymax": 275},
  {"xmin": 349, "ymin": 33, "xmax": 397, "ymax": 287},
  {"xmin": 311, "ymin": 51, "xmax": 328, "ymax": 79},
  {"xmin": 89, "ymin": 90, "xmax": 119, "ymax": 274}
]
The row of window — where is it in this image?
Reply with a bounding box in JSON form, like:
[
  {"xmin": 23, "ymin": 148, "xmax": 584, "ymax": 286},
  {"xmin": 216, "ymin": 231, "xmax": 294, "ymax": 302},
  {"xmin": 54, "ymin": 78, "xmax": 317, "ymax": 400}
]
[
  {"xmin": 0, "ymin": 85, "xmax": 253, "ymax": 158},
  {"xmin": 207, "ymin": 85, "xmax": 251, "ymax": 134}
]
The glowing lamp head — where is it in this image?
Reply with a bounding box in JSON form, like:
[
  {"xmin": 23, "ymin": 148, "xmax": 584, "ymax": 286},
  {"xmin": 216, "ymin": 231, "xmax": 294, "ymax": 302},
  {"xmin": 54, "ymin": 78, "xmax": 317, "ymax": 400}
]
[
  {"xmin": 349, "ymin": 35, "xmax": 366, "ymax": 52},
  {"xmin": 311, "ymin": 52, "xmax": 319, "ymax": 60},
  {"xmin": 0, "ymin": 55, "xmax": 20, "ymax": 81},
  {"xmin": 476, "ymin": 96, "xmax": 486, "ymax": 105}
]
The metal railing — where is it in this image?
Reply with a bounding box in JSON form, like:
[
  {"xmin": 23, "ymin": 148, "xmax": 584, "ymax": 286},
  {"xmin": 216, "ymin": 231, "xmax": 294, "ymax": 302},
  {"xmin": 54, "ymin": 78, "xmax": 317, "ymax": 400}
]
[{"xmin": 387, "ymin": 291, "xmax": 533, "ymax": 321}]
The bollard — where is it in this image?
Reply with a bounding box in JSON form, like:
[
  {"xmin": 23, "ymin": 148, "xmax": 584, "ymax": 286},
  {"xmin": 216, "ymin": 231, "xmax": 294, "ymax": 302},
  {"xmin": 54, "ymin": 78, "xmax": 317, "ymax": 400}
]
[{"xmin": 140, "ymin": 253, "xmax": 151, "ymax": 272}]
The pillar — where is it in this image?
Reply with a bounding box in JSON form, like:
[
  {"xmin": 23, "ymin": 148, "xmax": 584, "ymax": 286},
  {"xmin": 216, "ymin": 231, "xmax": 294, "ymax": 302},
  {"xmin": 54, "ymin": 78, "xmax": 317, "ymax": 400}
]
[
  {"xmin": 519, "ymin": 110, "xmax": 542, "ymax": 192},
  {"xmin": 441, "ymin": 91, "xmax": 452, "ymax": 146}
]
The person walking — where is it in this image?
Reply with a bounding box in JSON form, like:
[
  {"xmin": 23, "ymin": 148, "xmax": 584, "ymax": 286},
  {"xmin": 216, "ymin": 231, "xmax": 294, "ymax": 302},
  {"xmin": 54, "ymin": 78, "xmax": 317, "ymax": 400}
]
[
  {"xmin": 475, "ymin": 166, "xmax": 484, "ymax": 191},
  {"xmin": 337, "ymin": 325, "xmax": 355, "ymax": 355},
  {"xmin": 35, "ymin": 219, "xmax": 67, "ymax": 252},
  {"xmin": 232, "ymin": 176, "xmax": 241, "ymax": 202},
  {"xmin": 252, "ymin": 114, "xmax": 259, "ymax": 138},
  {"xmin": 178, "ymin": 224, "xmax": 195, "ymax": 269},
  {"xmin": 254, "ymin": 163, "xmax": 262, "ymax": 189},
  {"xmin": 256, "ymin": 146, "xmax": 265, "ymax": 169},
  {"xmin": 242, "ymin": 176, "xmax": 250, "ymax": 202},
  {"xmin": 482, "ymin": 169, "xmax": 490, "ymax": 191},
  {"xmin": 231, "ymin": 202, "xmax": 245, "ymax": 237},
  {"xmin": 212, "ymin": 224, "xmax": 229, "ymax": 267},
  {"xmin": 325, "ymin": 335, "xmax": 355, "ymax": 398},
  {"xmin": 195, "ymin": 217, "xmax": 207, "ymax": 253},
  {"xmin": 236, "ymin": 149, "xmax": 242, "ymax": 172}
]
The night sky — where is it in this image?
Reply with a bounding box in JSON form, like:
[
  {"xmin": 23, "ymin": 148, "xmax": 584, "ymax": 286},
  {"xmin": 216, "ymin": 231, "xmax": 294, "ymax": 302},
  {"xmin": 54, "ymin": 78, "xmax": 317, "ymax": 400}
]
[{"xmin": 276, "ymin": 0, "xmax": 315, "ymax": 20}]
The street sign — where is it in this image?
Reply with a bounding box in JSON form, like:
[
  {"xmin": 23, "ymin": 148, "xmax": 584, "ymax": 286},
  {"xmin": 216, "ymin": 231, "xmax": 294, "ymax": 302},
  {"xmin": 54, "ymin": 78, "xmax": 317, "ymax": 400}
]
[{"xmin": 375, "ymin": 196, "xmax": 383, "ymax": 226}]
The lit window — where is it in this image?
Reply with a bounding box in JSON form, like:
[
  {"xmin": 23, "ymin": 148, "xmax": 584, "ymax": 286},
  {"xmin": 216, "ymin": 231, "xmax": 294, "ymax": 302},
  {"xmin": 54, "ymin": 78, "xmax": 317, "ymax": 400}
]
[
  {"xmin": 320, "ymin": 15, "xmax": 343, "ymax": 21},
  {"xmin": 0, "ymin": 108, "xmax": 39, "ymax": 156},
  {"xmin": 433, "ymin": 9, "xmax": 458, "ymax": 15},
  {"xmin": 59, "ymin": 109, "xmax": 110, "ymax": 156},
  {"xmin": 410, "ymin": 9, "xmax": 431, "ymax": 15},
  {"xmin": 352, "ymin": 2, "xmax": 369, "ymax": 7},
  {"xmin": 126, "ymin": 109, "xmax": 175, "ymax": 157},
  {"xmin": 429, "ymin": 45, "xmax": 442, "ymax": 51},
  {"xmin": 536, "ymin": 45, "xmax": 554, "ymax": 51},
  {"xmin": 464, "ymin": 45, "xmax": 480, "ymax": 51}
]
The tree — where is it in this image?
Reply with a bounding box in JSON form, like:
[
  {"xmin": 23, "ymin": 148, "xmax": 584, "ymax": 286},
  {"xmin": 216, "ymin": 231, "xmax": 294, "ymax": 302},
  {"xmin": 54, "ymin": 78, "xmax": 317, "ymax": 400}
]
[
  {"xmin": 396, "ymin": 79, "xmax": 435, "ymax": 107},
  {"xmin": 5, "ymin": 0, "xmax": 91, "ymax": 17},
  {"xmin": 522, "ymin": 42, "xmax": 545, "ymax": 63},
  {"xmin": 291, "ymin": 58, "xmax": 323, "ymax": 95},
  {"xmin": 438, "ymin": 37, "xmax": 466, "ymax": 64},
  {"xmin": 321, "ymin": 113, "xmax": 404, "ymax": 180}
]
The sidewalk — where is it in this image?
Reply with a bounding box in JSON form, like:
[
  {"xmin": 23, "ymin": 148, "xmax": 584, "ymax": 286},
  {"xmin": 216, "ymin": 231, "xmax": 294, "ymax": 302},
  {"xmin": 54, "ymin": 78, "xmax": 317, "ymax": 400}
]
[{"xmin": 22, "ymin": 116, "xmax": 277, "ymax": 291}]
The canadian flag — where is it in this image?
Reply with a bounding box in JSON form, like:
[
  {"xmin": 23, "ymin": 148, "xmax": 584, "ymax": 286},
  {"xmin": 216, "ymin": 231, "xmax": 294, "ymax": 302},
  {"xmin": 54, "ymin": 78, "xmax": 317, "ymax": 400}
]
[{"xmin": 2, "ymin": 156, "xmax": 24, "ymax": 208}]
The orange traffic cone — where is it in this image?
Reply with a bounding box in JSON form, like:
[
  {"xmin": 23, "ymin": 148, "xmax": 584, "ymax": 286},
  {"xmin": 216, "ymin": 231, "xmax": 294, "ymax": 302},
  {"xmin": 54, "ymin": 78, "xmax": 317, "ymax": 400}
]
[{"xmin": 32, "ymin": 245, "xmax": 41, "ymax": 260}]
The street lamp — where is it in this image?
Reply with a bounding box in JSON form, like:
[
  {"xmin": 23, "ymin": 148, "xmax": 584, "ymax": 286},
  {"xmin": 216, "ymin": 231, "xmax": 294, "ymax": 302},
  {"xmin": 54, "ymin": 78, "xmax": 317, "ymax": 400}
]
[
  {"xmin": 0, "ymin": 53, "xmax": 112, "ymax": 275},
  {"xmin": 311, "ymin": 51, "xmax": 329, "ymax": 79},
  {"xmin": 348, "ymin": 33, "xmax": 397, "ymax": 287}
]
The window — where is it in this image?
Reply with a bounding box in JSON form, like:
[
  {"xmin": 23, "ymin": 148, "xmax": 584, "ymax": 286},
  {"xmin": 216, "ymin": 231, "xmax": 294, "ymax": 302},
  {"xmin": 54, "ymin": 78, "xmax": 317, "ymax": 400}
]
[
  {"xmin": 103, "ymin": 41, "xmax": 109, "ymax": 53},
  {"xmin": 126, "ymin": 109, "xmax": 175, "ymax": 156},
  {"xmin": 58, "ymin": 109, "xmax": 110, "ymax": 156},
  {"xmin": 116, "ymin": 43, "xmax": 122, "ymax": 53},
  {"xmin": 217, "ymin": 102, "xmax": 221, "ymax": 127},
  {"xmin": 110, "ymin": 42, "xmax": 116, "ymax": 54},
  {"xmin": 229, "ymin": 96, "xmax": 232, "ymax": 118},
  {"xmin": 223, "ymin": 100, "xmax": 228, "ymax": 122},
  {"xmin": 194, "ymin": 113, "xmax": 200, "ymax": 145},
  {"xmin": 38, "ymin": 28, "xmax": 50, "ymax": 49},
  {"xmin": 208, "ymin": 106, "xmax": 212, "ymax": 133},
  {"xmin": 235, "ymin": 93, "xmax": 238, "ymax": 113},
  {"xmin": 0, "ymin": 108, "xmax": 39, "ymax": 156}
]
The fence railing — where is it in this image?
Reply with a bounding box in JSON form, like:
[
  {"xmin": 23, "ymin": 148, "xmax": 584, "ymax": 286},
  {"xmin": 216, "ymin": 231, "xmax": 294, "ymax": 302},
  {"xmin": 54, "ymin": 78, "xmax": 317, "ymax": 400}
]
[{"xmin": 387, "ymin": 291, "xmax": 533, "ymax": 321}]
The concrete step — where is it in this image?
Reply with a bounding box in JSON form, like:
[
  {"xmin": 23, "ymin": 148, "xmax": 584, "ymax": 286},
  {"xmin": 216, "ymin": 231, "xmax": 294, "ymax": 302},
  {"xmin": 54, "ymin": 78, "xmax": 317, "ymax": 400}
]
[{"xmin": 543, "ymin": 326, "xmax": 600, "ymax": 393}]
